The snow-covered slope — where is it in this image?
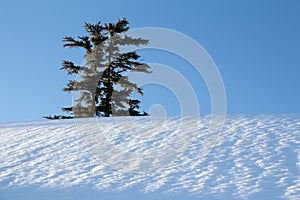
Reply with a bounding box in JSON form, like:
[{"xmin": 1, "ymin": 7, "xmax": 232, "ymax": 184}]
[{"xmin": 0, "ymin": 115, "xmax": 299, "ymax": 200}]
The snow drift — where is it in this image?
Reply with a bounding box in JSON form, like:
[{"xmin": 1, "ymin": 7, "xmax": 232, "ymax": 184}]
[{"xmin": 0, "ymin": 115, "xmax": 299, "ymax": 200}]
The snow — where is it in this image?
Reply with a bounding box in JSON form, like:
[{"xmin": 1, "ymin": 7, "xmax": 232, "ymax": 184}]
[{"xmin": 0, "ymin": 115, "xmax": 299, "ymax": 200}]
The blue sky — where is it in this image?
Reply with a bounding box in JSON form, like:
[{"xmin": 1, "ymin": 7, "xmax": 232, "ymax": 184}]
[{"xmin": 0, "ymin": 0, "xmax": 299, "ymax": 122}]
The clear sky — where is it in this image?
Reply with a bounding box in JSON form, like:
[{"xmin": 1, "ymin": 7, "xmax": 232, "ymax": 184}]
[{"xmin": 0, "ymin": 0, "xmax": 299, "ymax": 122}]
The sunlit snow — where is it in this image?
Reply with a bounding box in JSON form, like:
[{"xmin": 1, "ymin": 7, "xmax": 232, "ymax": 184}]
[{"xmin": 0, "ymin": 115, "xmax": 299, "ymax": 200}]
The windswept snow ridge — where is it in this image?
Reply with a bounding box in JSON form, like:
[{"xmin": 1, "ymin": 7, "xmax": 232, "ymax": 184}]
[{"xmin": 0, "ymin": 115, "xmax": 299, "ymax": 200}]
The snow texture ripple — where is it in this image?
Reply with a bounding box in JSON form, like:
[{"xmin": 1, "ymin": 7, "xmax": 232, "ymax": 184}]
[{"xmin": 0, "ymin": 115, "xmax": 299, "ymax": 200}]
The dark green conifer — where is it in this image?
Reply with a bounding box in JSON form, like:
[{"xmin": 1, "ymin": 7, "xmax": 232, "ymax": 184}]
[{"xmin": 47, "ymin": 18, "xmax": 150, "ymax": 119}]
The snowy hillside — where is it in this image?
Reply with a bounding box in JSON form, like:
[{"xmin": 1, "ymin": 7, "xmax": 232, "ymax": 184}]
[{"xmin": 0, "ymin": 115, "xmax": 299, "ymax": 200}]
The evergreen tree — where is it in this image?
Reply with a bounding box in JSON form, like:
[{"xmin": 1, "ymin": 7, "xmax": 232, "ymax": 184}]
[{"xmin": 47, "ymin": 18, "xmax": 150, "ymax": 119}]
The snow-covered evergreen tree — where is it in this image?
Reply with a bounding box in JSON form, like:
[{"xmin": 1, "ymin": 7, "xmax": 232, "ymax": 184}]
[{"xmin": 51, "ymin": 18, "xmax": 150, "ymax": 118}]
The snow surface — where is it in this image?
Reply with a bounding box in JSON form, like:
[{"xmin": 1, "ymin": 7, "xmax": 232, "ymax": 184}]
[{"xmin": 0, "ymin": 115, "xmax": 299, "ymax": 200}]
